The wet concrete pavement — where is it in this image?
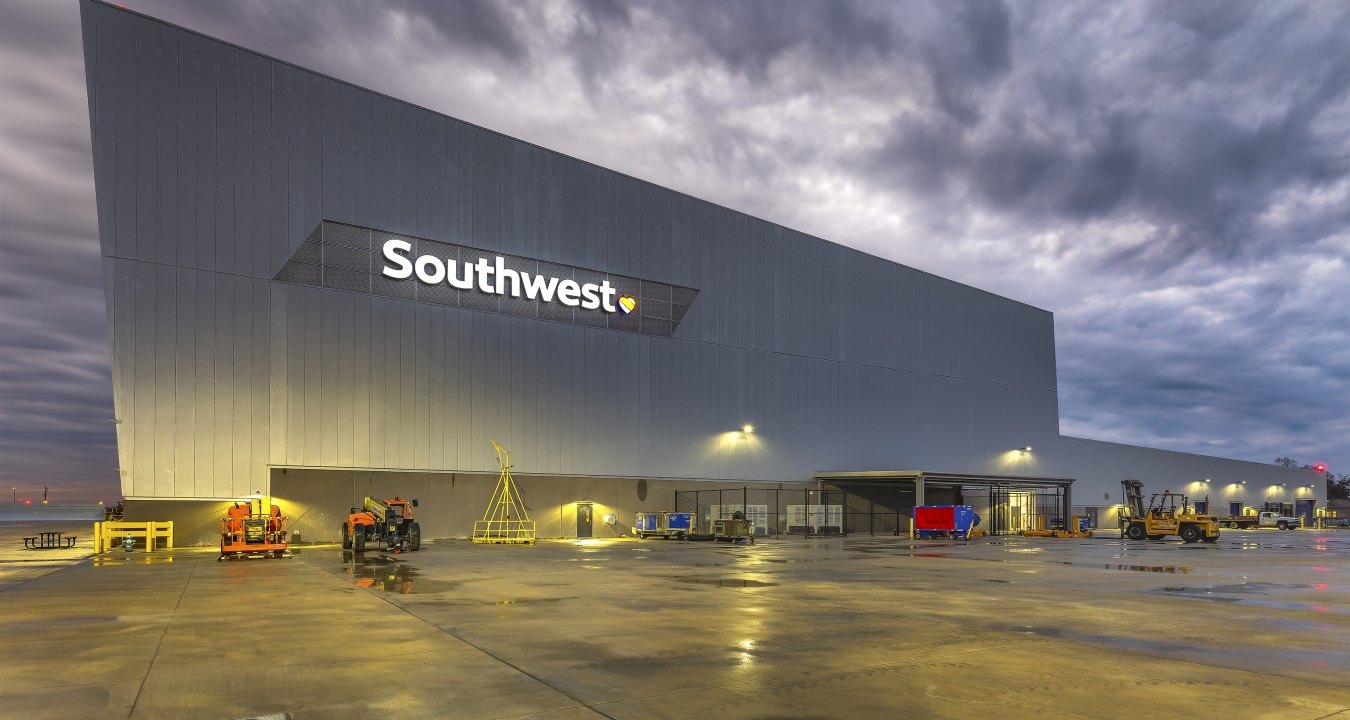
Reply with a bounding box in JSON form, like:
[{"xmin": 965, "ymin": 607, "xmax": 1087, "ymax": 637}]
[{"xmin": 1, "ymin": 528, "xmax": 1348, "ymax": 719}]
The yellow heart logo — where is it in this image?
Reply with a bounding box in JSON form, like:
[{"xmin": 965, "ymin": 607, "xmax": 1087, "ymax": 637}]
[{"xmin": 618, "ymin": 296, "xmax": 637, "ymax": 314}]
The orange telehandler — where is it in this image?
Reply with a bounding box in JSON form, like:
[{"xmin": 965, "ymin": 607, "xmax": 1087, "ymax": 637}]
[{"xmin": 343, "ymin": 496, "xmax": 422, "ymax": 553}]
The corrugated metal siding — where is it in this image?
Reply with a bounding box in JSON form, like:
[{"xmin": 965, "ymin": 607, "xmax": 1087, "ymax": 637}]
[
  {"xmin": 83, "ymin": 2, "xmax": 1068, "ymax": 498},
  {"xmin": 1052, "ymin": 437, "xmax": 1324, "ymax": 509}
]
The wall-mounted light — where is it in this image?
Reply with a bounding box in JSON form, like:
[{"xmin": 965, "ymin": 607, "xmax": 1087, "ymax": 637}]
[
  {"xmin": 742, "ymin": 424, "xmax": 755, "ymax": 435},
  {"xmin": 1019, "ymin": 446, "xmax": 1032, "ymax": 453}
]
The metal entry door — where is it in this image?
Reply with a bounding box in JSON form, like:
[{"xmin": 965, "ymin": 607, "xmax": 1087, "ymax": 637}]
[
  {"xmin": 1295, "ymin": 499, "xmax": 1315, "ymax": 526},
  {"xmin": 576, "ymin": 502, "xmax": 593, "ymax": 538}
]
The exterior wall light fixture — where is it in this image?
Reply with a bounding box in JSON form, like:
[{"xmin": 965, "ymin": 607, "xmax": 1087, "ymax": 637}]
[{"xmin": 742, "ymin": 424, "xmax": 755, "ymax": 435}]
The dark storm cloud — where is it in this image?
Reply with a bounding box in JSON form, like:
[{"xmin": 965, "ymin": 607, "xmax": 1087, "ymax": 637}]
[
  {"xmin": 922, "ymin": 0, "xmax": 1013, "ymax": 123},
  {"xmin": 0, "ymin": 0, "xmax": 116, "ymax": 500},
  {"xmin": 859, "ymin": 1, "xmax": 1350, "ymax": 273},
  {"xmin": 659, "ymin": 0, "xmax": 897, "ymax": 79},
  {"xmin": 2, "ymin": 0, "xmax": 1347, "ymax": 499},
  {"xmin": 402, "ymin": 0, "xmax": 528, "ymax": 62},
  {"xmin": 107, "ymin": 0, "xmax": 530, "ymax": 75}
]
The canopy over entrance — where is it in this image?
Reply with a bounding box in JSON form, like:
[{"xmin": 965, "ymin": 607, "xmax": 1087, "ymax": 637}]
[{"xmin": 813, "ymin": 470, "xmax": 1078, "ymax": 535}]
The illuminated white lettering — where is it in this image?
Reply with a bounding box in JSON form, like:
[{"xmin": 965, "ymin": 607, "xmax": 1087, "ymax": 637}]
[
  {"xmin": 447, "ymin": 259, "xmax": 474, "ymax": 290},
  {"xmin": 475, "ymin": 258, "xmax": 495, "ymax": 294},
  {"xmin": 580, "ymin": 283, "xmax": 601, "ymax": 310},
  {"xmin": 520, "ymin": 273, "xmax": 559, "ymax": 302},
  {"xmin": 381, "ymin": 239, "xmax": 413, "ymax": 279},
  {"xmin": 599, "ymin": 280, "xmax": 617, "ymax": 312},
  {"xmin": 377, "ymin": 238, "xmax": 645, "ymax": 315},
  {"xmin": 557, "ymin": 279, "xmax": 581, "ymax": 307},
  {"xmin": 495, "ymin": 257, "xmax": 520, "ymax": 297},
  {"xmin": 415, "ymin": 255, "xmax": 445, "ymax": 284}
]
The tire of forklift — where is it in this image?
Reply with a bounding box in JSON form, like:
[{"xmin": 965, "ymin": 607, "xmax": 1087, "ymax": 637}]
[
  {"xmin": 1179, "ymin": 526, "xmax": 1201, "ymax": 543},
  {"xmin": 342, "ymin": 523, "xmax": 352, "ymax": 549},
  {"xmin": 353, "ymin": 524, "xmax": 365, "ymax": 553},
  {"xmin": 1125, "ymin": 524, "xmax": 1147, "ymax": 541},
  {"xmin": 408, "ymin": 522, "xmax": 422, "ymax": 551}
]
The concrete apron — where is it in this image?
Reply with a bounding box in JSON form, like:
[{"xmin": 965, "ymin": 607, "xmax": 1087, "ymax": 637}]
[{"xmin": 0, "ymin": 532, "xmax": 1347, "ymax": 719}]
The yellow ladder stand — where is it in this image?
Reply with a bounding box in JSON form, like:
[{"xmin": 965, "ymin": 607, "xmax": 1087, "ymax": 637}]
[{"xmin": 472, "ymin": 440, "xmax": 537, "ymax": 545}]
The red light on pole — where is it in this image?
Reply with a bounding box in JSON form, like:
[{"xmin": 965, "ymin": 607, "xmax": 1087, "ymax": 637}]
[{"xmin": 1313, "ymin": 463, "xmax": 1326, "ymax": 473}]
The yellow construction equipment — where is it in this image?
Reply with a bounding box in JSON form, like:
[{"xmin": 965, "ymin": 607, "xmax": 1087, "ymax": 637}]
[
  {"xmin": 1120, "ymin": 479, "xmax": 1220, "ymax": 543},
  {"xmin": 472, "ymin": 440, "xmax": 537, "ymax": 545}
]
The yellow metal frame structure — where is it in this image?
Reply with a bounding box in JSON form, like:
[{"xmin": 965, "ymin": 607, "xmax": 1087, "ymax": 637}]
[{"xmin": 472, "ymin": 440, "xmax": 537, "ymax": 545}]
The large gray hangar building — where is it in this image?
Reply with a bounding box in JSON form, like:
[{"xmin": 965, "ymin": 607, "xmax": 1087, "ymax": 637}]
[{"xmin": 79, "ymin": 2, "xmax": 1321, "ymax": 544}]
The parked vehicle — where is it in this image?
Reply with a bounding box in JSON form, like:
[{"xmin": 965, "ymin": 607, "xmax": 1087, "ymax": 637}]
[
  {"xmin": 344, "ymin": 496, "xmax": 421, "ymax": 553},
  {"xmin": 1219, "ymin": 511, "xmax": 1300, "ymax": 530},
  {"xmin": 1120, "ymin": 480, "xmax": 1220, "ymax": 543},
  {"xmin": 220, "ymin": 497, "xmax": 287, "ymax": 560}
]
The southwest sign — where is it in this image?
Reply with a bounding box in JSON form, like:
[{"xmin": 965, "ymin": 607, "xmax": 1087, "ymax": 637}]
[
  {"xmin": 381, "ymin": 239, "xmax": 630, "ymax": 314},
  {"xmin": 273, "ymin": 221, "xmax": 697, "ymax": 338}
]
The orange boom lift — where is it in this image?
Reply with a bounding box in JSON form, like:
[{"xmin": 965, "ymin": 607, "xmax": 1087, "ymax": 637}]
[{"xmin": 219, "ymin": 496, "xmax": 289, "ymax": 560}]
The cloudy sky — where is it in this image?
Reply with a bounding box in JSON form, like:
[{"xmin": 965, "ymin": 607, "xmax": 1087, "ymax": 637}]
[{"xmin": 1, "ymin": 0, "xmax": 1347, "ymax": 502}]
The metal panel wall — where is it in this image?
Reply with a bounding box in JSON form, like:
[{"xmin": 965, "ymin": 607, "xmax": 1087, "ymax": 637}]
[
  {"xmin": 1051, "ymin": 437, "xmax": 1325, "ymax": 513},
  {"xmin": 83, "ymin": 3, "xmax": 1070, "ymax": 498}
]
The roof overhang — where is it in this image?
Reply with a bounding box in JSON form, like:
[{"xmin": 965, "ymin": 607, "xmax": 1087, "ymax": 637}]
[{"xmin": 812, "ymin": 470, "xmax": 1075, "ymax": 489}]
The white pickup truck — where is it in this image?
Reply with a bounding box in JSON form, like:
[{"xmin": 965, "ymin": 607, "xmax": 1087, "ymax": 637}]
[{"xmin": 1219, "ymin": 511, "xmax": 1300, "ymax": 530}]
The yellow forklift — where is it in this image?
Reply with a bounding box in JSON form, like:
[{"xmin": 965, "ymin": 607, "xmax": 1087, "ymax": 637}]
[{"xmin": 1120, "ymin": 480, "xmax": 1220, "ymax": 543}]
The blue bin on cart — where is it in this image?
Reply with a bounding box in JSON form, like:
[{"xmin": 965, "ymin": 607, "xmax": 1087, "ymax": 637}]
[
  {"xmin": 634, "ymin": 512, "xmax": 661, "ymax": 538},
  {"xmin": 914, "ymin": 505, "xmax": 981, "ymax": 540},
  {"xmin": 634, "ymin": 511, "xmax": 695, "ymax": 539},
  {"xmin": 664, "ymin": 512, "xmax": 694, "ymax": 538}
]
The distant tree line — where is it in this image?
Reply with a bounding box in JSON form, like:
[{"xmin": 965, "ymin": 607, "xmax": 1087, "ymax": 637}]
[{"xmin": 1275, "ymin": 457, "xmax": 1349, "ymax": 500}]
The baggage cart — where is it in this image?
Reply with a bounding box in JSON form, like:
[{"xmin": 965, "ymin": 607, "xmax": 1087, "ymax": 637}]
[
  {"xmin": 914, "ymin": 505, "xmax": 981, "ymax": 540},
  {"xmin": 634, "ymin": 511, "xmax": 696, "ymax": 539},
  {"xmin": 663, "ymin": 511, "xmax": 694, "ymax": 539},
  {"xmin": 634, "ymin": 512, "xmax": 661, "ymax": 538},
  {"xmin": 712, "ymin": 518, "xmax": 754, "ymax": 543}
]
